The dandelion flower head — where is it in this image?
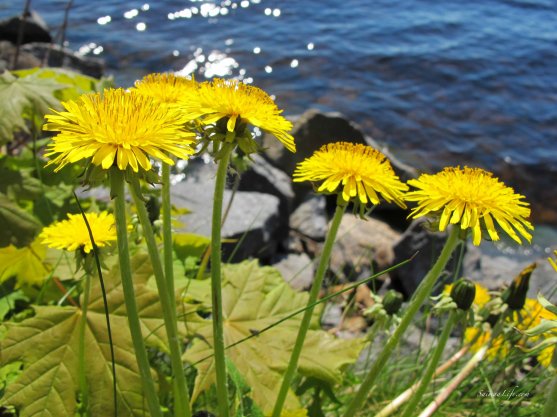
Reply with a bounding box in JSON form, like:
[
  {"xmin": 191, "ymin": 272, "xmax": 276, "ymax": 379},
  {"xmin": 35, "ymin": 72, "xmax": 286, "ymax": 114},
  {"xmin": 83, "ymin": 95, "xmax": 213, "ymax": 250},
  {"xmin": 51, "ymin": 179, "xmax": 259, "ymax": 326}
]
[
  {"xmin": 180, "ymin": 78, "xmax": 295, "ymax": 152},
  {"xmin": 44, "ymin": 88, "xmax": 196, "ymax": 172},
  {"xmin": 293, "ymin": 142, "xmax": 408, "ymax": 207},
  {"xmin": 464, "ymin": 327, "xmax": 509, "ymax": 361},
  {"xmin": 40, "ymin": 211, "xmax": 116, "ymax": 253},
  {"xmin": 406, "ymin": 166, "xmax": 533, "ymax": 246},
  {"xmin": 133, "ymin": 73, "xmax": 198, "ymax": 104}
]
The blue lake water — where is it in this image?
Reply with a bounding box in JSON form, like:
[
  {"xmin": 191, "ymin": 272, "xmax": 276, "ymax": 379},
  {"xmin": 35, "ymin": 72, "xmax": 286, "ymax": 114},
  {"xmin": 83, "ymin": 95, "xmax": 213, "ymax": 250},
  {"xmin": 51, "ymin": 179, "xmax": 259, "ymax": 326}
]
[{"xmin": 2, "ymin": 0, "xmax": 557, "ymax": 224}]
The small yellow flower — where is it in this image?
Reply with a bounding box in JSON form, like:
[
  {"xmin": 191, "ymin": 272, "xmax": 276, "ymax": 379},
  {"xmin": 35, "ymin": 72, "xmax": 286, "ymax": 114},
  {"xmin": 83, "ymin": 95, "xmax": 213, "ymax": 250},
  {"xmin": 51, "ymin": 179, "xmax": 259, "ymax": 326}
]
[
  {"xmin": 292, "ymin": 142, "xmax": 408, "ymax": 207},
  {"xmin": 464, "ymin": 327, "xmax": 509, "ymax": 360},
  {"xmin": 180, "ymin": 78, "xmax": 295, "ymax": 152},
  {"xmin": 538, "ymin": 344, "xmax": 555, "ymax": 368},
  {"xmin": 40, "ymin": 211, "xmax": 116, "ymax": 253},
  {"xmin": 406, "ymin": 166, "xmax": 533, "ymax": 246},
  {"xmin": 443, "ymin": 282, "xmax": 491, "ymax": 308},
  {"xmin": 44, "ymin": 88, "xmax": 196, "ymax": 172},
  {"xmin": 133, "ymin": 72, "xmax": 198, "ymax": 105}
]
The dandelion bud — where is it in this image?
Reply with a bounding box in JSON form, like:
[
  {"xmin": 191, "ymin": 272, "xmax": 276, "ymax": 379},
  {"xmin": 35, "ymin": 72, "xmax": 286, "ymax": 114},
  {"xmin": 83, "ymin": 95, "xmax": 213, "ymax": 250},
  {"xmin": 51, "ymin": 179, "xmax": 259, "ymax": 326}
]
[
  {"xmin": 450, "ymin": 279, "xmax": 476, "ymax": 311},
  {"xmin": 504, "ymin": 263, "xmax": 536, "ymax": 311},
  {"xmin": 383, "ymin": 290, "xmax": 404, "ymax": 315}
]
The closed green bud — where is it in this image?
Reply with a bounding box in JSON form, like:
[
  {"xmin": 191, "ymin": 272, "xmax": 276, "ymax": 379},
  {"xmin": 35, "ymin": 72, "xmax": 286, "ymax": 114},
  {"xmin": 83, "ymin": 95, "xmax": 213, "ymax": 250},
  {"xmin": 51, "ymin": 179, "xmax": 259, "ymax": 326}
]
[
  {"xmin": 503, "ymin": 263, "xmax": 536, "ymax": 311},
  {"xmin": 383, "ymin": 290, "xmax": 404, "ymax": 315},
  {"xmin": 450, "ymin": 278, "xmax": 476, "ymax": 311}
]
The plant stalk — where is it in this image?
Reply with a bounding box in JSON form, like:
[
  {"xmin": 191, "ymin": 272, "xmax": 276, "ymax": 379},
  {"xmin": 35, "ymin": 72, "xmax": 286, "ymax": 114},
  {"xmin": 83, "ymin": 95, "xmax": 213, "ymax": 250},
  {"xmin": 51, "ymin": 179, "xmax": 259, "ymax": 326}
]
[
  {"xmin": 399, "ymin": 309, "xmax": 460, "ymax": 417},
  {"xmin": 271, "ymin": 202, "xmax": 347, "ymax": 417},
  {"xmin": 129, "ymin": 176, "xmax": 191, "ymax": 417},
  {"xmin": 162, "ymin": 163, "xmax": 175, "ymax": 297},
  {"xmin": 78, "ymin": 272, "xmax": 91, "ymax": 415},
  {"xmin": 343, "ymin": 226, "xmax": 460, "ymax": 417},
  {"xmin": 110, "ymin": 170, "xmax": 162, "ymax": 417},
  {"xmin": 210, "ymin": 143, "xmax": 235, "ymax": 417},
  {"xmin": 375, "ymin": 344, "xmax": 470, "ymax": 417},
  {"xmin": 542, "ymin": 348, "xmax": 557, "ymax": 417}
]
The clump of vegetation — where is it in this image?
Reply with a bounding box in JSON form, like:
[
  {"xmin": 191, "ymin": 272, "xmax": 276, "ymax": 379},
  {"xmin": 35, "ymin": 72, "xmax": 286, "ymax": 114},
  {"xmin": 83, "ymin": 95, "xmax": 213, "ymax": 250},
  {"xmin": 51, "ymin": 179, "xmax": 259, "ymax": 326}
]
[{"xmin": 0, "ymin": 68, "xmax": 555, "ymax": 417}]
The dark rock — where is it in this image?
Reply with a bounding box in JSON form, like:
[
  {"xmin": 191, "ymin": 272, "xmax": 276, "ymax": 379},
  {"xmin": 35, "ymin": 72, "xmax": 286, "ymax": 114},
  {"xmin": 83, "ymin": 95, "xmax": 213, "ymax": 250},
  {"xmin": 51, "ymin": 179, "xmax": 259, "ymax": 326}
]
[
  {"xmin": 272, "ymin": 252, "xmax": 314, "ymax": 290},
  {"xmin": 237, "ymin": 153, "xmax": 294, "ymax": 221},
  {"xmin": 262, "ymin": 109, "xmax": 417, "ymax": 205},
  {"xmin": 328, "ymin": 214, "xmax": 400, "ymax": 284},
  {"xmin": 21, "ymin": 43, "xmax": 104, "ymax": 78},
  {"xmin": 171, "ymin": 175, "xmax": 281, "ymax": 262},
  {"xmin": 0, "ymin": 11, "xmax": 51, "ymax": 44},
  {"xmin": 0, "ymin": 40, "xmax": 41, "ymax": 70},
  {"xmin": 289, "ymin": 194, "xmax": 328, "ymax": 241},
  {"xmin": 390, "ymin": 219, "xmax": 463, "ymax": 298}
]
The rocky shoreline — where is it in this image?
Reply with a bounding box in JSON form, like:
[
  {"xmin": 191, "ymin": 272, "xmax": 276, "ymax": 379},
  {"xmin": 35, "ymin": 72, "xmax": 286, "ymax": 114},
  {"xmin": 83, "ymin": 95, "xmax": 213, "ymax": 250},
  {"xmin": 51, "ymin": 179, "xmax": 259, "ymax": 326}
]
[{"xmin": 3, "ymin": 10, "xmax": 557, "ymax": 326}]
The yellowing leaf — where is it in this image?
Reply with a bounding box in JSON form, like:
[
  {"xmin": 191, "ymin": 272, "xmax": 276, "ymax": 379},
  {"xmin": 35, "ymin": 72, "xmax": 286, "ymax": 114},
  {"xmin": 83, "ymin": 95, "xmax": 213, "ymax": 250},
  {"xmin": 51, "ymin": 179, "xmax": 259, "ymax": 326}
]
[
  {"xmin": 183, "ymin": 260, "xmax": 364, "ymax": 414},
  {"xmin": 0, "ymin": 239, "xmax": 49, "ymax": 286},
  {"xmin": 0, "ymin": 253, "xmax": 173, "ymax": 417}
]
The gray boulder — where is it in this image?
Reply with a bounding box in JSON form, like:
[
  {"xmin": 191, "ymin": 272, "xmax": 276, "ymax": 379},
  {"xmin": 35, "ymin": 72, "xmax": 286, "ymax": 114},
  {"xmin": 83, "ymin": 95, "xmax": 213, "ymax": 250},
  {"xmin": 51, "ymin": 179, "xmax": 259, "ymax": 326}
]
[
  {"xmin": 390, "ymin": 219, "xmax": 463, "ymax": 298},
  {"xmin": 328, "ymin": 214, "xmax": 400, "ymax": 284},
  {"xmin": 289, "ymin": 194, "xmax": 328, "ymax": 241},
  {"xmin": 238, "ymin": 154, "xmax": 294, "ymax": 221},
  {"xmin": 272, "ymin": 252, "xmax": 314, "ymax": 291},
  {"xmin": 172, "ymin": 170, "xmax": 281, "ymax": 262}
]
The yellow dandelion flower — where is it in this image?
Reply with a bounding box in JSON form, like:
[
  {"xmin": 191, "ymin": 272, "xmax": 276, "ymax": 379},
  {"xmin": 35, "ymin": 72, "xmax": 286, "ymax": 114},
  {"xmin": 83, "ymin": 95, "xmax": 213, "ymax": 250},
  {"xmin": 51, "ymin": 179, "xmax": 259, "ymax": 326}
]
[
  {"xmin": 133, "ymin": 72, "xmax": 198, "ymax": 104},
  {"xmin": 180, "ymin": 78, "xmax": 295, "ymax": 152},
  {"xmin": 44, "ymin": 88, "xmax": 196, "ymax": 172},
  {"xmin": 464, "ymin": 327, "xmax": 509, "ymax": 360},
  {"xmin": 292, "ymin": 142, "xmax": 408, "ymax": 207},
  {"xmin": 538, "ymin": 344, "xmax": 555, "ymax": 368},
  {"xmin": 443, "ymin": 282, "xmax": 491, "ymax": 307},
  {"xmin": 39, "ymin": 211, "xmax": 116, "ymax": 253},
  {"xmin": 406, "ymin": 166, "xmax": 533, "ymax": 246}
]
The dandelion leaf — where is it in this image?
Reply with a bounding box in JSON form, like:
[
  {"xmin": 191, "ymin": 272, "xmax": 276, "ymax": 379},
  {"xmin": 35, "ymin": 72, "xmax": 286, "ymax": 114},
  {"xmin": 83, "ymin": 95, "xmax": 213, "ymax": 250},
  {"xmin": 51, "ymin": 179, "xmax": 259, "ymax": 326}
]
[
  {"xmin": 184, "ymin": 260, "xmax": 364, "ymax": 414},
  {"xmin": 0, "ymin": 253, "xmax": 172, "ymax": 417}
]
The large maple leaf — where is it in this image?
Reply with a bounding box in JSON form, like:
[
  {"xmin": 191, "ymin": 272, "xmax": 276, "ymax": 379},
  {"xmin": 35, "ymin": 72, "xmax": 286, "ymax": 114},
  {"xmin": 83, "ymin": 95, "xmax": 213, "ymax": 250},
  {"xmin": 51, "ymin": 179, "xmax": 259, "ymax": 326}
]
[
  {"xmin": 184, "ymin": 260, "xmax": 364, "ymax": 413},
  {"xmin": 0, "ymin": 253, "xmax": 174, "ymax": 417}
]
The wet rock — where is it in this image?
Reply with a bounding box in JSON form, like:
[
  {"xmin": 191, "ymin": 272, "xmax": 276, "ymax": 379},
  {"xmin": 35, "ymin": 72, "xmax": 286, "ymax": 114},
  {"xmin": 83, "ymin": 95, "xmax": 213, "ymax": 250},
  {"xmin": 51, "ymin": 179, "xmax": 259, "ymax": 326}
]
[
  {"xmin": 272, "ymin": 252, "xmax": 314, "ymax": 290},
  {"xmin": 238, "ymin": 154, "xmax": 294, "ymax": 220},
  {"xmin": 0, "ymin": 11, "xmax": 51, "ymax": 44},
  {"xmin": 22, "ymin": 43, "xmax": 104, "ymax": 78},
  {"xmin": 328, "ymin": 214, "xmax": 400, "ymax": 284},
  {"xmin": 289, "ymin": 194, "xmax": 328, "ymax": 241},
  {"xmin": 171, "ymin": 175, "xmax": 281, "ymax": 262},
  {"xmin": 390, "ymin": 219, "xmax": 463, "ymax": 298}
]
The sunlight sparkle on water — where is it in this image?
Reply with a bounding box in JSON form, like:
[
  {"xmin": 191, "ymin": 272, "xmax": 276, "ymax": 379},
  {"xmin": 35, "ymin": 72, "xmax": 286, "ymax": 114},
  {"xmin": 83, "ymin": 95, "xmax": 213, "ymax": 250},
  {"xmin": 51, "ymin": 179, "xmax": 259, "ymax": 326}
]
[{"xmin": 97, "ymin": 15, "xmax": 111, "ymax": 25}]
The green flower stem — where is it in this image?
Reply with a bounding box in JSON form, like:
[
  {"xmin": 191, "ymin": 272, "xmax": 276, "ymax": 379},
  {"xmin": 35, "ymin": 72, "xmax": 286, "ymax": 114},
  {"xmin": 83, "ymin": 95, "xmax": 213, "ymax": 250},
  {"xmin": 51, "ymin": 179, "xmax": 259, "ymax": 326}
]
[
  {"xmin": 542, "ymin": 349, "xmax": 557, "ymax": 417},
  {"xmin": 210, "ymin": 143, "xmax": 235, "ymax": 417},
  {"xmin": 343, "ymin": 226, "xmax": 460, "ymax": 417},
  {"xmin": 162, "ymin": 163, "xmax": 175, "ymax": 297},
  {"xmin": 271, "ymin": 202, "xmax": 347, "ymax": 417},
  {"xmin": 129, "ymin": 176, "xmax": 191, "ymax": 417},
  {"xmin": 110, "ymin": 170, "xmax": 162, "ymax": 417},
  {"xmin": 399, "ymin": 309, "xmax": 460, "ymax": 417},
  {"xmin": 78, "ymin": 272, "xmax": 91, "ymax": 415}
]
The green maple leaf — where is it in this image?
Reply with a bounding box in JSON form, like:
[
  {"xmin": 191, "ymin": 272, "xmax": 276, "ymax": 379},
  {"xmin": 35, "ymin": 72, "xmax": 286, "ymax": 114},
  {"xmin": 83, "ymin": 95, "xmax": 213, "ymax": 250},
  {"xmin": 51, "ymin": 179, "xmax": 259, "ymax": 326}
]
[
  {"xmin": 0, "ymin": 253, "xmax": 175, "ymax": 417},
  {"xmin": 0, "ymin": 239, "xmax": 49, "ymax": 287},
  {"xmin": 183, "ymin": 260, "xmax": 364, "ymax": 414},
  {"xmin": 0, "ymin": 71, "xmax": 63, "ymax": 144}
]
